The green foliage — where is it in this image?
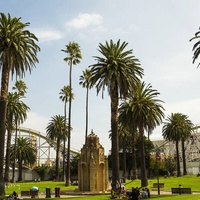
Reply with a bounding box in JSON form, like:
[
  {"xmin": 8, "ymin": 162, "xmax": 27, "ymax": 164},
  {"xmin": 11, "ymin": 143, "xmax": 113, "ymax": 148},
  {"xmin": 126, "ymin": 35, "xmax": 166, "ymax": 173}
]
[
  {"xmin": 164, "ymin": 157, "xmax": 176, "ymax": 175},
  {"xmin": 135, "ymin": 137, "xmax": 155, "ymax": 167},
  {"xmin": 70, "ymin": 154, "xmax": 80, "ymax": 177},
  {"xmin": 33, "ymin": 166, "xmax": 49, "ymax": 181},
  {"xmin": 48, "ymin": 166, "xmax": 63, "ymax": 180}
]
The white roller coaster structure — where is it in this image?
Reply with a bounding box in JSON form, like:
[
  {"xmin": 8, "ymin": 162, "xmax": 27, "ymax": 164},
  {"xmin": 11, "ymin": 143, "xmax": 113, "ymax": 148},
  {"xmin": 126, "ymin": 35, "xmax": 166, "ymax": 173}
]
[{"xmin": 11, "ymin": 127, "xmax": 80, "ymax": 165}]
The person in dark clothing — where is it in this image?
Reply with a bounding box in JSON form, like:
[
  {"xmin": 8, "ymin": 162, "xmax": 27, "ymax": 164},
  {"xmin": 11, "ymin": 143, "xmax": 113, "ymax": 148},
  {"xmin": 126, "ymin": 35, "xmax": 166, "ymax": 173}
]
[
  {"xmin": 145, "ymin": 187, "xmax": 150, "ymax": 198},
  {"xmin": 130, "ymin": 187, "xmax": 140, "ymax": 200}
]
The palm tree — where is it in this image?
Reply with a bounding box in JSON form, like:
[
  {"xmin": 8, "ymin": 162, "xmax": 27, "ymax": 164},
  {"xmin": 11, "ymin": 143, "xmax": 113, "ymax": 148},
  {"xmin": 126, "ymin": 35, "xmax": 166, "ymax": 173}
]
[
  {"xmin": 62, "ymin": 41, "xmax": 82, "ymax": 186},
  {"xmin": 4, "ymin": 92, "xmax": 29, "ymax": 182},
  {"xmin": 89, "ymin": 39, "xmax": 143, "ymax": 191},
  {"xmin": 0, "ymin": 13, "xmax": 39, "ymax": 195},
  {"xmin": 12, "ymin": 80, "xmax": 27, "ymax": 96},
  {"xmin": 46, "ymin": 115, "xmax": 67, "ymax": 180},
  {"xmin": 59, "ymin": 85, "xmax": 74, "ymax": 181},
  {"xmin": 190, "ymin": 28, "xmax": 200, "ymax": 67},
  {"xmin": 162, "ymin": 113, "xmax": 193, "ymax": 176},
  {"xmin": 10, "ymin": 137, "xmax": 36, "ymax": 181},
  {"xmin": 119, "ymin": 82, "xmax": 165, "ymax": 187},
  {"xmin": 79, "ymin": 68, "xmax": 93, "ymax": 142},
  {"xmin": 11, "ymin": 80, "xmax": 28, "ymax": 183},
  {"xmin": 180, "ymin": 115, "xmax": 193, "ymax": 175}
]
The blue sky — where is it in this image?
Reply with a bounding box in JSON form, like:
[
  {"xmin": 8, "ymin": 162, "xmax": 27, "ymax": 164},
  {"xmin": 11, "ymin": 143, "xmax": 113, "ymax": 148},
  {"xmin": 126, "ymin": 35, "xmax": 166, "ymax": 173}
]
[{"xmin": 1, "ymin": 0, "xmax": 200, "ymax": 155}]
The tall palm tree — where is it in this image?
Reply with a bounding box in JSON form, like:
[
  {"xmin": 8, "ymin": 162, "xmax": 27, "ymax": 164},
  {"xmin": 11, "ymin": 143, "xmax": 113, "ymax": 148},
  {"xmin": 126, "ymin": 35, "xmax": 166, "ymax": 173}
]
[
  {"xmin": 89, "ymin": 39, "xmax": 143, "ymax": 191},
  {"xmin": 119, "ymin": 82, "xmax": 165, "ymax": 187},
  {"xmin": 4, "ymin": 92, "xmax": 29, "ymax": 182},
  {"xmin": 46, "ymin": 115, "xmax": 67, "ymax": 180},
  {"xmin": 59, "ymin": 86, "xmax": 74, "ymax": 181},
  {"xmin": 79, "ymin": 68, "xmax": 93, "ymax": 142},
  {"xmin": 180, "ymin": 115, "xmax": 193, "ymax": 175},
  {"xmin": 11, "ymin": 80, "xmax": 28, "ymax": 183},
  {"xmin": 10, "ymin": 137, "xmax": 36, "ymax": 181},
  {"xmin": 0, "ymin": 13, "xmax": 39, "ymax": 195},
  {"xmin": 162, "ymin": 113, "xmax": 193, "ymax": 176},
  {"xmin": 190, "ymin": 28, "xmax": 200, "ymax": 67},
  {"xmin": 62, "ymin": 41, "xmax": 82, "ymax": 186}
]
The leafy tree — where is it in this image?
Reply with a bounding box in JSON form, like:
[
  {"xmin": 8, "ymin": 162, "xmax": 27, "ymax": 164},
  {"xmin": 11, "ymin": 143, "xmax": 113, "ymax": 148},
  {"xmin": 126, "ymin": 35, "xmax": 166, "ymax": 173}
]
[
  {"xmin": 62, "ymin": 41, "xmax": 82, "ymax": 186},
  {"xmin": 162, "ymin": 113, "xmax": 193, "ymax": 176},
  {"xmin": 119, "ymin": 106, "xmax": 139, "ymax": 180},
  {"xmin": 46, "ymin": 115, "xmax": 67, "ymax": 180},
  {"xmin": 59, "ymin": 85, "xmax": 74, "ymax": 181},
  {"xmin": 190, "ymin": 27, "xmax": 200, "ymax": 67},
  {"xmin": 4, "ymin": 91, "xmax": 29, "ymax": 182},
  {"xmin": 135, "ymin": 136, "xmax": 154, "ymax": 168},
  {"xmin": 48, "ymin": 166, "xmax": 63, "ymax": 180},
  {"xmin": 118, "ymin": 124, "xmax": 129, "ymax": 178},
  {"xmin": 70, "ymin": 154, "xmax": 80, "ymax": 178},
  {"xmin": 10, "ymin": 137, "xmax": 36, "ymax": 181},
  {"xmin": 79, "ymin": 68, "xmax": 93, "ymax": 142},
  {"xmin": 33, "ymin": 166, "xmax": 48, "ymax": 181},
  {"xmin": 90, "ymin": 40, "xmax": 143, "ymax": 191},
  {"xmin": 0, "ymin": 13, "xmax": 39, "ymax": 195},
  {"xmin": 164, "ymin": 156, "xmax": 176, "ymax": 176},
  {"xmin": 119, "ymin": 82, "xmax": 164, "ymax": 187}
]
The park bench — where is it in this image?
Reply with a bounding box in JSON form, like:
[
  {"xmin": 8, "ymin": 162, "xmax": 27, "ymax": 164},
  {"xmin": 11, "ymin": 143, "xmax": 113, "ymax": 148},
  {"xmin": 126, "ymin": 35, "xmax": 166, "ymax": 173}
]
[
  {"xmin": 151, "ymin": 183, "xmax": 165, "ymax": 190},
  {"xmin": 171, "ymin": 188, "xmax": 192, "ymax": 194},
  {"xmin": 20, "ymin": 191, "xmax": 30, "ymax": 197}
]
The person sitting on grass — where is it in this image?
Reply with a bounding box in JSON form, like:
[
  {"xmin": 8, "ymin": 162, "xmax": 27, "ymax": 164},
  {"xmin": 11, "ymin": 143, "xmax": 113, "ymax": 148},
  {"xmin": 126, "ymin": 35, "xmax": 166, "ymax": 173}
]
[{"xmin": 8, "ymin": 191, "xmax": 18, "ymax": 200}]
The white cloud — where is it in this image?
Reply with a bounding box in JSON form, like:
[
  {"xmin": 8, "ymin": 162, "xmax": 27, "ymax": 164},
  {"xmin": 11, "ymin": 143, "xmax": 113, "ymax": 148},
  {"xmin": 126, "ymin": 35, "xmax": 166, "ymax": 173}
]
[
  {"xmin": 165, "ymin": 98, "xmax": 200, "ymax": 125},
  {"xmin": 21, "ymin": 112, "xmax": 49, "ymax": 134},
  {"xmin": 66, "ymin": 13, "xmax": 103, "ymax": 29},
  {"xmin": 31, "ymin": 28, "xmax": 64, "ymax": 42}
]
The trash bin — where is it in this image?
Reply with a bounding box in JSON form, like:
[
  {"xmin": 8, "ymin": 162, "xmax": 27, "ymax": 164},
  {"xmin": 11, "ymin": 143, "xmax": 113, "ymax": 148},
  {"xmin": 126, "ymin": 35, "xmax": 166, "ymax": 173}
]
[
  {"xmin": 31, "ymin": 186, "xmax": 39, "ymax": 198},
  {"xmin": 46, "ymin": 188, "xmax": 51, "ymax": 198},
  {"xmin": 55, "ymin": 187, "xmax": 60, "ymax": 197}
]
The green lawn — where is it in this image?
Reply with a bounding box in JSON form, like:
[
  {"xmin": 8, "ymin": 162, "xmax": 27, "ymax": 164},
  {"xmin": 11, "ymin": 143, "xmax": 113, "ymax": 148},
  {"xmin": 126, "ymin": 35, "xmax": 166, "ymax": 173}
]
[{"xmin": 4, "ymin": 175, "xmax": 200, "ymax": 200}]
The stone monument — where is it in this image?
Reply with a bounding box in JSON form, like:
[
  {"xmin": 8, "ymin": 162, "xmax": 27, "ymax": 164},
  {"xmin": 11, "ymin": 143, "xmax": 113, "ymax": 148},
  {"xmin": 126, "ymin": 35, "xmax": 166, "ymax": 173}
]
[{"xmin": 78, "ymin": 130, "xmax": 109, "ymax": 192}]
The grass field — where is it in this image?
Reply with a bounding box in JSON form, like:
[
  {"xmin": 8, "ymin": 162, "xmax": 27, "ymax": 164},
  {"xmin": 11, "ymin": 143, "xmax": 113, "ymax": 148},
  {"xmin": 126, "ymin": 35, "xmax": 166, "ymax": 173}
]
[{"xmin": 4, "ymin": 175, "xmax": 200, "ymax": 200}]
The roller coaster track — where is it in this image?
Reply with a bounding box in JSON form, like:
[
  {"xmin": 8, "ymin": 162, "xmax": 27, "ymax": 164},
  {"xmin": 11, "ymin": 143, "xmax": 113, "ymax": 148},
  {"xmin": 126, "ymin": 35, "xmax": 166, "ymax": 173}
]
[
  {"xmin": 152, "ymin": 124, "xmax": 200, "ymax": 162},
  {"xmin": 15, "ymin": 127, "xmax": 80, "ymax": 165}
]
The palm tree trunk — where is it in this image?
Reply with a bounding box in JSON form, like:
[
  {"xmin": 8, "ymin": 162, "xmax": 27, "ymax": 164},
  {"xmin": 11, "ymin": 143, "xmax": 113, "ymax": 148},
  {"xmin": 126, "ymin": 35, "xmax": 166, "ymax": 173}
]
[
  {"xmin": 4, "ymin": 123, "xmax": 13, "ymax": 182},
  {"xmin": 122, "ymin": 137, "xmax": 126, "ymax": 178},
  {"xmin": 139, "ymin": 127, "xmax": 148, "ymax": 187},
  {"xmin": 56, "ymin": 139, "xmax": 60, "ymax": 180},
  {"xmin": 110, "ymin": 88, "xmax": 120, "ymax": 191},
  {"xmin": 85, "ymin": 87, "xmax": 89, "ymax": 143},
  {"xmin": 131, "ymin": 131, "xmax": 137, "ymax": 179},
  {"xmin": 0, "ymin": 66, "xmax": 10, "ymax": 195},
  {"xmin": 0, "ymin": 99, "xmax": 6, "ymax": 195},
  {"xmin": 175, "ymin": 140, "xmax": 181, "ymax": 177},
  {"xmin": 18, "ymin": 160, "xmax": 23, "ymax": 181},
  {"xmin": 12, "ymin": 118, "xmax": 18, "ymax": 183},
  {"xmin": 66, "ymin": 62, "xmax": 72, "ymax": 186},
  {"xmin": 62, "ymin": 100, "xmax": 67, "ymax": 181},
  {"xmin": 181, "ymin": 140, "xmax": 187, "ymax": 175}
]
